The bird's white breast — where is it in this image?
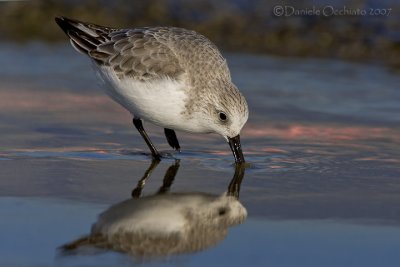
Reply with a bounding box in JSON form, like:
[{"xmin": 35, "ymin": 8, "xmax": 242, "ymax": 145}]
[{"xmin": 96, "ymin": 66, "xmax": 189, "ymax": 130}]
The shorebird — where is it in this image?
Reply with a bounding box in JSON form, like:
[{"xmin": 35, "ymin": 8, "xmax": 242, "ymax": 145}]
[
  {"xmin": 55, "ymin": 17, "xmax": 248, "ymax": 163},
  {"xmin": 61, "ymin": 192, "xmax": 247, "ymax": 258},
  {"xmin": 61, "ymin": 161, "xmax": 247, "ymax": 258}
]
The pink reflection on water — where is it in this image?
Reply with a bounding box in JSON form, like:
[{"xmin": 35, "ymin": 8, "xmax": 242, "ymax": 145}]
[
  {"xmin": 0, "ymin": 89, "xmax": 114, "ymax": 111},
  {"xmin": 355, "ymin": 157, "xmax": 400, "ymax": 164},
  {"xmin": 0, "ymin": 88, "xmax": 129, "ymax": 123},
  {"xmin": 9, "ymin": 147, "xmax": 112, "ymax": 153},
  {"xmin": 260, "ymin": 148, "xmax": 288, "ymax": 153},
  {"xmin": 243, "ymin": 123, "xmax": 400, "ymax": 143},
  {"xmin": 2, "ymin": 88, "xmax": 399, "ymax": 146}
]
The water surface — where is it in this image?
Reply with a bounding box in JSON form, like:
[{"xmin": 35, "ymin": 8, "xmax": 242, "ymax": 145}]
[{"xmin": 0, "ymin": 43, "xmax": 399, "ymax": 266}]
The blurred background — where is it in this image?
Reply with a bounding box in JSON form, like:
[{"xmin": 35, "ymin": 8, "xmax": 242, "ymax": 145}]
[
  {"xmin": 1, "ymin": 1, "xmax": 400, "ymax": 266},
  {"xmin": 0, "ymin": 0, "xmax": 399, "ymax": 69}
]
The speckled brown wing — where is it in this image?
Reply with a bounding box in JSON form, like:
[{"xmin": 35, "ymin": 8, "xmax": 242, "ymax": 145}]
[
  {"xmin": 55, "ymin": 17, "xmax": 184, "ymax": 81},
  {"xmin": 94, "ymin": 29, "xmax": 185, "ymax": 81}
]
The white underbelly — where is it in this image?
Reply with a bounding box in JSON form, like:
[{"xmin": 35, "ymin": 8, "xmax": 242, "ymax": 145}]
[{"xmin": 97, "ymin": 66, "xmax": 188, "ymax": 130}]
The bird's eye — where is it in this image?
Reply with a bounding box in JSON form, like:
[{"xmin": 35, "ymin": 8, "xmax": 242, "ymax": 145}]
[
  {"xmin": 218, "ymin": 207, "xmax": 227, "ymax": 216},
  {"xmin": 219, "ymin": 112, "xmax": 227, "ymax": 122}
]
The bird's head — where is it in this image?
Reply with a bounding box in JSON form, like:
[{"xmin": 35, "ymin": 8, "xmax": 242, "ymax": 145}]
[{"xmin": 197, "ymin": 81, "xmax": 249, "ymax": 163}]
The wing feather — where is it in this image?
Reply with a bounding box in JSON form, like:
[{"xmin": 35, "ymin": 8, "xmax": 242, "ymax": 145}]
[{"xmin": 55, "ymin": 16, "xmax": 184, "ymax": 81}]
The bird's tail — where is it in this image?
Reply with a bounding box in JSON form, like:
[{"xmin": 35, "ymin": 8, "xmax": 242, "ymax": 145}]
[
  {"xmin": 60, "ymin": 233, "xmax": 109, "ymax": 252},
  {"xmin": 54, "ymin": 16, "xmax": 112, "ymax": 57},
  {"xmin": 61, "ymin": 235, "xmax": 92, "ymax": 251}
]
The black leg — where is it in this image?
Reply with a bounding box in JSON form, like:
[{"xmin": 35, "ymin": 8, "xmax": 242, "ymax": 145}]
[
  {"xmin": 131, "ymin": 159, "xmax": 160, "ymax": 198},
  {"xmin": 164, "ymin": 128, "xmax": 181, "ymax": 151},
  {"xmin": 157, "ymin": 159, "xmax": 180, "ymax": 194},
  {"xmin": 132, "ymin": 118, "xmax": 161, "ymax": 160}
]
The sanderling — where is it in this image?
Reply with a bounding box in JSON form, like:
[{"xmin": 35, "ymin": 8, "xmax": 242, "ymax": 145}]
[
  {"xmin": 61, "ymin": 161, "xmax": 247, "ymax": 258},
  {"xmin": 61, "ymin": 193, "xmax": 247, "ymax": 258},
  {"xmin": 55, "ymin": 16, "xmax": 248, "ymax": 163}
]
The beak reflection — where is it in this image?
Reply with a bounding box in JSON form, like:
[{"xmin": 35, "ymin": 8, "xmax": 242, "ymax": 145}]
[{"xmin": 60, "ymin": 160, "xmax": 247, "ymax": 259}]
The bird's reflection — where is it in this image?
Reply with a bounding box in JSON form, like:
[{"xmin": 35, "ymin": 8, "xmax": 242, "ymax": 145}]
[{"xmin": 61, "ymin": 161, "xmax": 247, "ymax": 259}]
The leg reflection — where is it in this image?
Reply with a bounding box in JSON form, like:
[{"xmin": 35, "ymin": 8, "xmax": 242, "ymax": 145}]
[
  {"xmin": 131, "ymin": 159, "xmax": 180, "ymax": 198},
  {"xmin": 131, "ymin": 159, "xmax": 160, "ymax": 198},
  {"xmin": 157, "ymin": 159, "xmax": 180, "ymax": 194},
  {"xmin": 132, "ymin": 160, "xmax": 244, "ymax": 199}
]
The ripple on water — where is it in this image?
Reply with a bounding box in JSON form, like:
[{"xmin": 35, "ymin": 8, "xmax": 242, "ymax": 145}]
[
  {"xmin": 2, "ymin": 149, "xmax": 135, "ymax": 161},
  {"xmin": 1, "ymin": 142, "xmax": 398, "ymax": 176}
]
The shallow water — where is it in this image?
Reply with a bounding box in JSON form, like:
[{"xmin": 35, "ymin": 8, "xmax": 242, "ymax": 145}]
[{"xmin": 0, "ymin": 43, "xmax": 400, "ymax": 266}]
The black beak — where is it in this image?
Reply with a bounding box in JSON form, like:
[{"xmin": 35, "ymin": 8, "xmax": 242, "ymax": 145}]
[{"xmin": 228, "ymin": 135, "xmax": 245, "ymax": 164}]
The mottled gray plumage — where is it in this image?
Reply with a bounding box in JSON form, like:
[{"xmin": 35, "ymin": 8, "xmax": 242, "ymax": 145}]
[
  {"xmin": 58, "ymin": 18, "xmax": 230, "ymax": 82},
  {"xmin": 61, "ymin": 193, "xmax": 247, "ymax": 259},
  {"xmin": 55, "ymin": 16, "xmax": 248, "ymax": 163}
]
